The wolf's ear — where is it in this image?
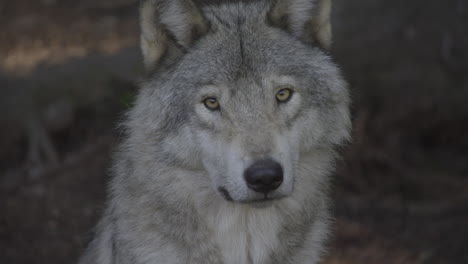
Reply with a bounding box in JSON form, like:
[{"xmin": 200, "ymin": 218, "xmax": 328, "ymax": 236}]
[
  {"xmin": 140, "ymin": 0, "xmax": 209, "ymax": 72},
  {"xmin": 268, "ymin": 0, "xmax": 332, "ymax": 49}
]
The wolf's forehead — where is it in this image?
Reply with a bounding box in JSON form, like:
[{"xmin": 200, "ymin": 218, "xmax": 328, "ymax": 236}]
[
  {"xmin": 170, "ymin": 2, "xmax": 327, "ymax": 90},
  {"xmin": 182, "ymin": 38, "xmax": 313, "ymax": 88},
  {"xmin": 202, "ymin": 1, "xmax": 270, "ymax": 27},
  {"xmin": 181, "ymin": 31, "xmax": 303, "ymax": 84}
]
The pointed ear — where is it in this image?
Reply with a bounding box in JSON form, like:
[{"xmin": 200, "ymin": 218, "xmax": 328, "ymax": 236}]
[
  {"xmin": 268, "ymin": 0, "xmax": 332, "ymax": 49},
  {"xmin": 140, "ymin": 0, "xmax": 209, "ymax": 72}
]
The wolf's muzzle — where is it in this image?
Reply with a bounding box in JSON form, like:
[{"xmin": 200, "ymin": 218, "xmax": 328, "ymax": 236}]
[{"xmin": 244, "ymin": 159, "xmax": 283, "ymax": 194}]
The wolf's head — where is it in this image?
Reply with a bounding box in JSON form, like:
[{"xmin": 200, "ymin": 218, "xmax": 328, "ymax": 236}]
[{"xmin": 129, "ymin": 0, "xmax": 350, "ymax": 204}]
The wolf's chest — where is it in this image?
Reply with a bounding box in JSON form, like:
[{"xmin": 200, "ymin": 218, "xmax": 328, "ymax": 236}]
[{"xmin": 207, "ymin": 206, "xmax": 283, "ymax": 264}]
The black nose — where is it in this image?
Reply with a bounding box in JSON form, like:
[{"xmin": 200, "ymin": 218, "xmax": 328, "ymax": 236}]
[{"xmin": 244, "ymin": 159, "xmax": 283, "ymax": 194}]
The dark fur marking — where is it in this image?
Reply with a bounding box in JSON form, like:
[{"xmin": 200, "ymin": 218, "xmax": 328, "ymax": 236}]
[
  {"xmin": 218, "ymin": 187, "xmax": 233, "ymax": 201},
  {"xmin": 266, "ymin": 0, "xmax": 290, "ymax": 32},
  {"xmin": 111, "ymin": 229, "xmax": 117, "ymax": 263},
  {"xmin": 191, "ymin": 25, "xmax": 204, "ymax": 43},
  {"xmin": 268, "ymin": 14, "xmax": 290, "ymax": 32},
  {"xmin": 110, "ymin": 211, "xmax": 118, "ymax": 263},
  {"xmin": 237, "ymin": 16, "xmax": 245, "ymax": 61}
]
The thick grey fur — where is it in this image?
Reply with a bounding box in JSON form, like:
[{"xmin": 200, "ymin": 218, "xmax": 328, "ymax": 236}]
[{"xmin": 79, "ymin": 0, "xmax": 351, "ymax": 263}]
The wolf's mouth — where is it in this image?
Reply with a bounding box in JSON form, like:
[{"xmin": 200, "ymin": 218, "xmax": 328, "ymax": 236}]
[
  {"xmin": 218, "ymin": 187, "xmax": 233, "ymax": 201},
  {"xmin": 218, "ymin": 186, "xmax": 285, "ymax": 206},
  {"xmin": 243, "ymin": 196, "xmax": 283, "ymax": 208}
]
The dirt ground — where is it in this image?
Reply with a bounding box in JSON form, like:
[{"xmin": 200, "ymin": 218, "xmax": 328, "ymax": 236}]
[{"xmin": 1, "ymin": 0, "xmax": 468, "ymax": 263}]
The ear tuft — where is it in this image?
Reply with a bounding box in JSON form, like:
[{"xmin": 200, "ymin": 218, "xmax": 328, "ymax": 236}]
[
  {"xmin": 268, "ymin": 0, "xmax": 333, "ymax": 50},
  {"xmin": 140, "ymin": 0, "xmax": 209, "ymax": 72}
]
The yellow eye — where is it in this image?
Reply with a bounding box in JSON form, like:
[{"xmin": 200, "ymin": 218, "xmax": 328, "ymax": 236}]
[
  {"xmin": 276, "ymin": 88, "xmax": 293, "ymax": 103},
  {"xmin": 203, "ymin": 97, "xmax": 220, "ymax": 110}
]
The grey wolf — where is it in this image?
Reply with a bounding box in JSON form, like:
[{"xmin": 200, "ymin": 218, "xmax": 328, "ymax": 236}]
[{"xmin": 79, "ymin": 0, "xmax": 351, "ymax": 263}]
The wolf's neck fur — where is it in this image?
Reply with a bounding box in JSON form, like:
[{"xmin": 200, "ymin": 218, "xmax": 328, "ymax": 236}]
[{"xmin": 202, "ymin": 198, "xmax": 284, "ymax": 264}]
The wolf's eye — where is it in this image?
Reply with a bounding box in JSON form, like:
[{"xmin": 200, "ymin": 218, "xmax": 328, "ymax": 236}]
[
  {"xmin": 276, "ymin": 88, "xmax": 293, "ymax": 103},
  {"xmin": 203, "ymin": 97, "xmax": 220, "ymax": 110}
]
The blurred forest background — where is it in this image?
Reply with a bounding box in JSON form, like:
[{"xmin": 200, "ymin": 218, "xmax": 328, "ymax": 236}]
[{"xmin": 1, "ymin": 0, "xmax": 467, "ymax": 263}]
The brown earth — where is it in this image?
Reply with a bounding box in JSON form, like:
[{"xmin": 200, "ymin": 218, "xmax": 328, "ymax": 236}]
[{"xmin": 1, "ymin": 0, "xmax": 467, "ymax": 263}]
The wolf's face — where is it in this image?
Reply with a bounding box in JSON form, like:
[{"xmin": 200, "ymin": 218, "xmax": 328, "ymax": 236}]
[
  {"xmin": 132, "ymin": 0, "xmax": 350, "ymax": 204},
  {"xmin": 187, "ymin": 49, "xmax": 349, "ymax": 202},
  {"xmin": 194, "ymin": 76, "xmax": 304, "ymax": 202}
]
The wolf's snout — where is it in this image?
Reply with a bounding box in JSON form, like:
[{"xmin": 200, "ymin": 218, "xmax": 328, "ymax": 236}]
[{"xmin": 244, "ymin": 159, "xmax": 283, "ymax": 194}]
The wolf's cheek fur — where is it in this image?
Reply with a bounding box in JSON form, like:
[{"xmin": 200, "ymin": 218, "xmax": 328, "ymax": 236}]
[
  {"xmin": 293, "ymin": 102, "xmax": 350, "ymax": 153},
  {"xmin": 157, "ymin": 125, "xmax": 203, "ymax": 169}
]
